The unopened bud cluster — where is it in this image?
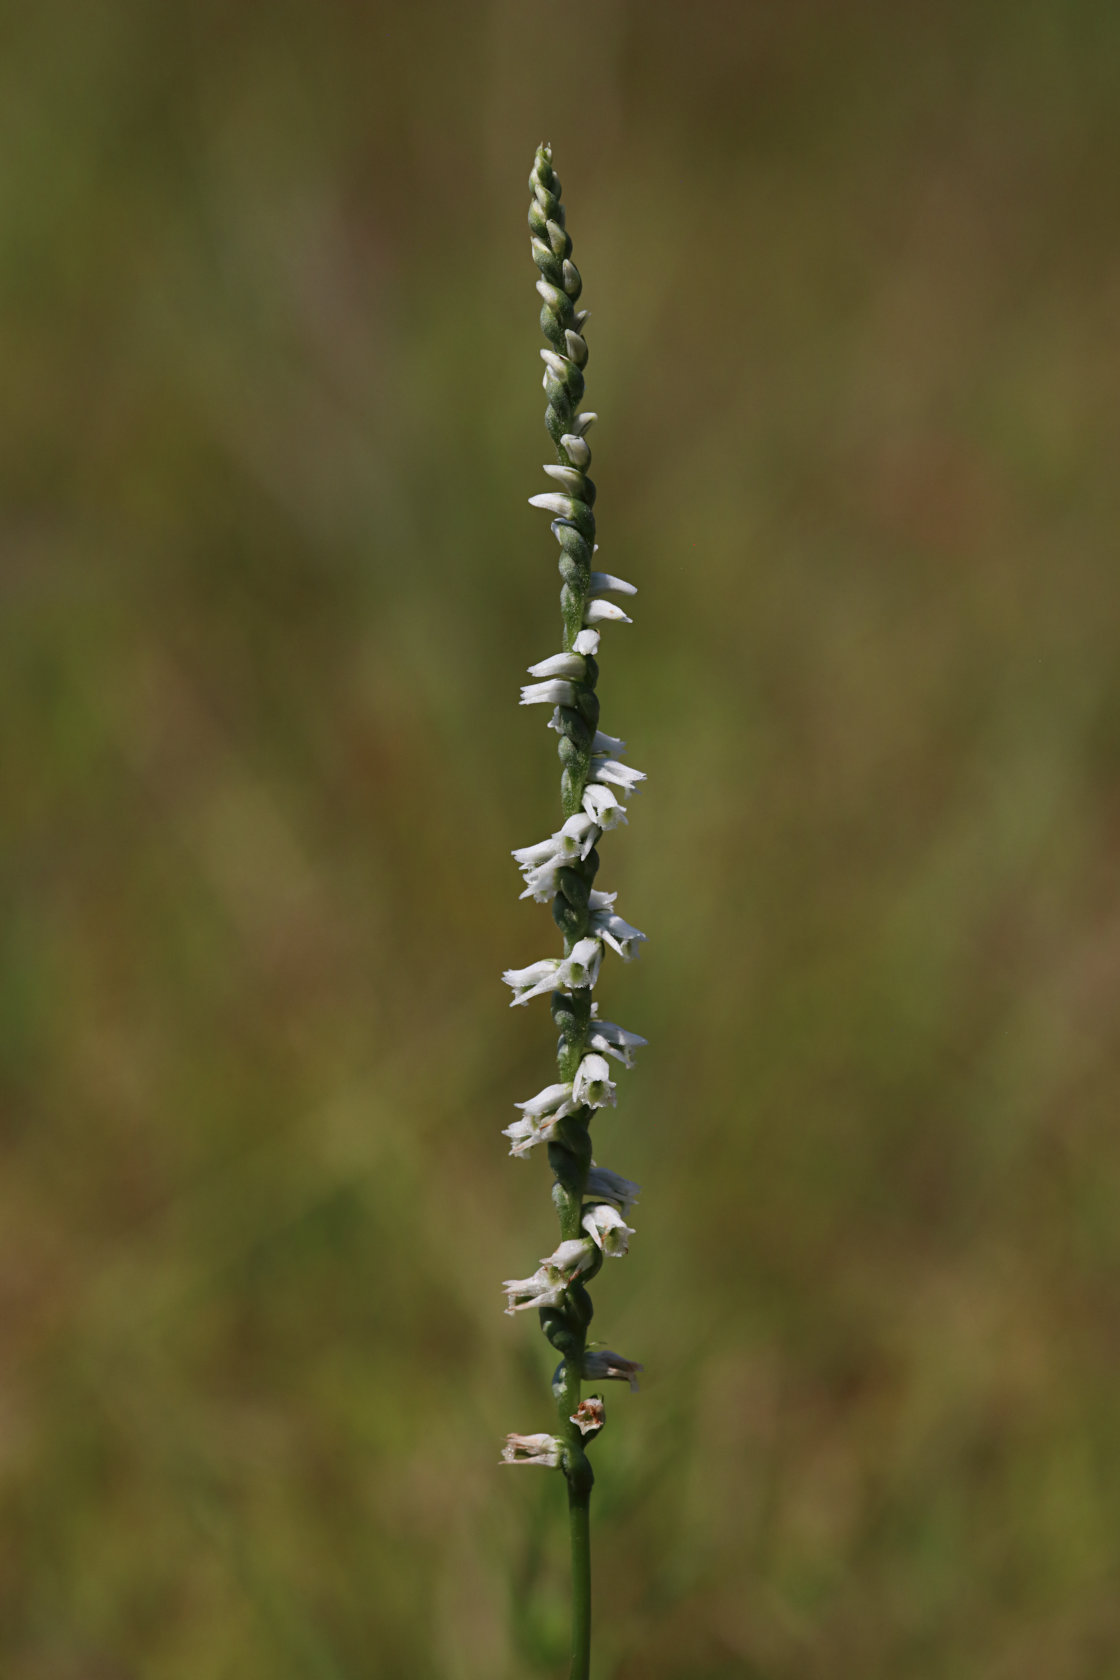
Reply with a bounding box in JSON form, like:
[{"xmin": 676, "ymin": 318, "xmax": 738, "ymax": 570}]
[{"xmin": 501, "ymin": 145, "xmax": 644, "ymax": 1486}]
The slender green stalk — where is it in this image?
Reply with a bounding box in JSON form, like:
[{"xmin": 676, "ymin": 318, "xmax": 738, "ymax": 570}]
[{"xmin": 499, "ymin": 144, "xmax": 646, "ymax": 1680}]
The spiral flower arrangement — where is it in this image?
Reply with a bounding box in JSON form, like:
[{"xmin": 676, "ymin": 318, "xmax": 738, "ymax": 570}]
[{"xmin": 500, "ymin": 143, "xmax": 646, "ymax": 1677}]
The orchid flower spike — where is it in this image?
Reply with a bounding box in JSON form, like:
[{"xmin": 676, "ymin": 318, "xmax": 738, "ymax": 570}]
[{"xmin": 498, "ymin": 146, "xmax": 650, "ymax": 1677}]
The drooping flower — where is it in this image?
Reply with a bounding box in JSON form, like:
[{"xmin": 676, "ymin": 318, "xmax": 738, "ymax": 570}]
[
  {"xmin": 581, "ymin": 1203, "xmax": 635, "ymax": 1256},
  {"xmin": 502, "ymin": 937, "xmax": 602, "ymax": 1005},
  {"xmin": 573, "ymin": 1053, "xmax": 617, "ymax": 1109},
  {"xmin": 582, "ymin": 1349, "xmax": 644, "ymax": 1391},
  {"xmin": 527, "ymin": 651, "xmax": 587, "ymax": 682},
  {"xmin": 589, "ymin": 758, "xmax": 646, "ymax": 795},
  {"xmin": 501, "ymin": 1237, "xmax": 597, "ymax": 1314},
  {"xmin": 582, "ymin": 782, "xmax": 627, "ymax": 829},
  {"xmin": 501, "ymin": 1432, "xmax": 564, "ymax": 1467},
  {"xmin": 502, "ymin": 1081, "xmax": 576, "ymax": 1156},
  {"xmin": 588, "ymin": 897, "xmax": 647, "ymax": 960},
  {"xmin": 584, "ymin": 1165, "xmax": 642, "ymax": 1214},
  {"xmin": 584, "ymin": 598, "xmax": 632, "ymax": 627},
  {"xmin": 520, "ymin": 678, "xmax": 577, "ymax": 708},
  {"xmin": 501, "ymin": 957, "xmax": 562, "ymax": 1006},
  {"xmin": 586, "ymin": 1016, "xmax": 648, "ymax": 1067},
  {"xmin": 588, "ymin": 570, "xmax": 637, "ymax": 597}
]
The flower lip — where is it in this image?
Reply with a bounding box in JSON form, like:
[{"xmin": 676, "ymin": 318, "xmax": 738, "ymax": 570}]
[{"xmin": 570, "ymin": 1397, "xmax": 605, "ymax": 1437}]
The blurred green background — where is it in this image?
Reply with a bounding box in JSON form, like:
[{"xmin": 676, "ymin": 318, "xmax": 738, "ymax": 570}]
[{"xmin": 5, "ymin": 1, "xmax": 1120, "ymax": 1675}]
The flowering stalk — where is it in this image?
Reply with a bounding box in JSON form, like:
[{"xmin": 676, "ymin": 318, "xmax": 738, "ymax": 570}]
[{"xmin": 500, "ymin": 143, "xmax": 646, "ymax": 1680}]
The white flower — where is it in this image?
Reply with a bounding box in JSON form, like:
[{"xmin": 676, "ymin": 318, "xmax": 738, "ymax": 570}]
[
  {"xmin": 542, "ymin": 463, "xmax": 586, "ymax": 496},
  {"xmin": 501, "ymin": 1265, "xmax": 569, "ymax": 1314},
  {"xmin": 564, "ymin": 936, "xmax": 602, "ymax": 990},
  {"xmin": 515, "ymin": 1080, "xmax": 574, "ymax": 1118},
  {"xmin": 584, "ymin": 598, "xmax": 632, "ymax": 626},
  {"xmin": 585, "ymin": 1165, "xmax": 642, "ymax": 1214},
  {"xmin": 586, "ymin": 1019, "xmax": 648, "ymax": 1067},
  {"xmin": 589, "ymin": 570, "xmax": 637, "ymax": 597},
  {"xmin": 573, "ymin": 1053, "xmax": 616, "ymax": 1109},
  {"xmin": 559, "ymin": 432, "xmax": 591, "ymax": 468},
  {"xmin": 502, "ymin": 957, "xmax": 562, "ymax": 1006},
  {"xmin": 502, "ymin": 1234, "xmax": 597, "ymax": 1313},
  {"xmin": 501, "ymin": 1433, "xmax": 563, "ymax": 1467},
  {"xmin": 512, "ymin": 814, "xmax": 599, "ymax": 901},
  {"xmin": 544, "ymin": 1237, "xmax": 597, "ymax": 1276},
  {"xmin": 539, "ymin": 349, "xmax": 568, "ymax": 379},
  {"xmin": 581, "ymin": 1203, "xmax": 635, "ymax": 1256},
  {"xmin": 528, "ymin": 492, "xmax": 585, "ymax": 520},
  {"xmin": 589, "ymin": 729, "xmax": 626, "ymax": 756},
  {"xmin": 572, "ymin": 628, "xmax": 600, "ymax": 656},
  {"xmin": 503, "ymin": 1081, "xmax": 575, "ymax": 1155},
  {"xmin": 527, "ymin": 651, "xmax": 586, "ymax": 681},
  {"xmin": 570, "ymin": 1397, "xmax": 605, "ymax": 1437},
  {"xmin": 590, "ymin": 758, "xmax": 646, "ymax": 795},
  {"xmin": 502, "ymin": 937, "xmax": 602, "ymax": 1004},
  {"xmin": 502, "ymin": 1117, "xmax": 545, "ymax": 1157},
  {"xmin": 582, "ymin": 1349, "xmax": 644, "ymax": 1391},
  {"xmin": 582, "ymin": 783, "xmax": 627, "ymax": 829},
  {"xmin": 589, "ymin": 905, "xmax": 647, "ymax": 961},
  {"xmin": 520, "ymin": 678, "xmax": 576, "ymax": 708}
]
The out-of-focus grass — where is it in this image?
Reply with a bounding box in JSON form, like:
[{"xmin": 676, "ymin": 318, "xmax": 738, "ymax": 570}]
[{"xmin": 4, "ymin": 1, "xmax": 1120, "ymax": 1675}]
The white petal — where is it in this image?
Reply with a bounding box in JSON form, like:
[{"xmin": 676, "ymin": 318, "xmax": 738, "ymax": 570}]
[
  {"xmin": 527, "ymin": 492, "xmax": 582, "ymax": 519},
  {"xmin": 520, "ymin": 679, "xmax": 576, "ymax": 707},
  {"xmin": 589, "ymin": 571, "xmax": 637, "ymax": 597},
  {"xmin": 590, "ymin": 758, "xmax": 646, "ymax": 793},
  {"xmin": 542, "ymin": 463, "xmax": 585, "ymax": 495},
  {"xmin": 573, "ymin": 629, "xmax": 600, "ymax": 656},
  {"xmin": 527, "ymin": 651, "xmax": 586, "ymax": 680},
  {"xmin": 590, "ymin": 730, "xmax": 626, "ymax": 756},
  {"xmin": 584, "ymin": 599, "xmax": 632, "ymax": 626},
  {"xmin": 560, "ymin": 433, "xmax": 591, "ymax": 469}
]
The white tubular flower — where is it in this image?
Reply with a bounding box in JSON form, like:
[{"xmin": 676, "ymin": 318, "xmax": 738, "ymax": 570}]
[
  {"xmin": 586, "ymin": 1019, "xmax": 648, "ymax": 1067},
  {"xmin": 570, "ymin": 1397, "xmax": 605, "ymax": 1437},
  {"xmin": 542, "ymin": 463, "xmax": 586, "ymax": 496},
  {"xmin": 559, "ymin": 432, "xmax": 591, "ymax": 468},
  {"xmin": 573, "ymin": 1053, "xmax": 617, "ymax": 1109},
  {"xmin": 515, "ymin": 1080, "xmax": 575, "ymax": 1123},
  {"xmin": 585, "ymin": 1165, "xmax": 642, "ymax": 1214},
  {"xmin": 564, "ymin": 936, "xmax": 602, "ymax": 990},
  {"xmin": 582, "ymin": 783, "xmax": 627, "ymax": 829},
  {"xmin": 589, "ymin": 905, "xmax": 647, "ymax": 961},
  {"xmin": 502, "ymin": 1265, "xmax": 570, "ymax": 1314},
  {"xmin": 502, "ymin": 1117, "xmax": 546, "ymax": 1157},
  {"xmin": 520, "ymin": 678, "xmax": 577, "ymax": 708},
  {"xmin": 589, "ymin": 570, "xmax": 637, "ymax": 596},
  {"xmin": 539, "ymin": 348, "xmax": 568, "ymax": 379},
  {"xmin": 501, "ymin": 1433, "xmax": 564, "ymax": 1467},
  {"xmin": 573, "ymin": 628, "xmax": 600, "ymax": 656},
  {"xmin": 543, "ymin": 1236, "xmax": 597, "ymax": 1277},
  {"xmin": 504, "ymin": 1235, "xmax": 596, "ymax": 1310},
  {"xmin": 581, "ymin": 1203, "xmax": 635, "ymax": 1256},
  {"xmin": 527, "ymin": 651, "xmax": 587, "ymax": 681},
  {"xmin": 590, "ymin": 758, "xmax": 646, "ymax": 795},
  {"xmin": 584, "ymin": 598, "xmax": 632, "ymax": 627},
  {"xmin": 512, "ymin": 814, "xmax": 598, "ymax": 901},
  {"xmin": 589, "ymin": 729, "xmax": 626, "ymax": 756},
  {"xmin": 505, "ymin": 1081, "xmax": 575, "ymax": 1149},
  {"xmin": 528, "ymin": 491, "xmax": 585, "ymax": 520},
  {"xmin": 582, "ymin": 1349, "xmax": 644, "ymax": 1391},
  {"xmin": 502, "ymin": 957, "xmax": 562, "ymax": 1006}
]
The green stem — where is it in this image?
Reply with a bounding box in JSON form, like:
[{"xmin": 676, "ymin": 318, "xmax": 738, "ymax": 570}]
[{"xmin": 567, "ymin": 1482, "xmax": 592, "ymax": 1680}]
